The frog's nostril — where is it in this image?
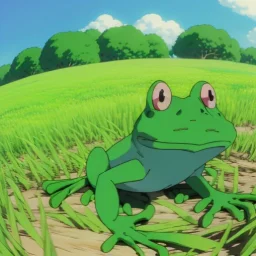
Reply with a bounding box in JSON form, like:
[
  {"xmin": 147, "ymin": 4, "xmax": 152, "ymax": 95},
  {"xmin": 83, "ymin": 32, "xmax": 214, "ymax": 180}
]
[
  {"xmin": 176, "ymin": 109, "xmax": 182, "ymax": 115},
  {"xmin": 200, "ymin": 108, "xmax": 205, "ymax": 113},
  {"xmin": 190, "ymin": 119, "xmax": 196, "ymax": 122},
  {"xmin": 145, "ymin": 111, "xmax": 154, "ymax": 118}
]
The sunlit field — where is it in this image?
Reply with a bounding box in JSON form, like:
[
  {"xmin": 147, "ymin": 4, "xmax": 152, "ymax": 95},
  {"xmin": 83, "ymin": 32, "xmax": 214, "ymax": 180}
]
[{"xmin": 0, "ymin": 58, "xmax": 255, "ymax": 255}]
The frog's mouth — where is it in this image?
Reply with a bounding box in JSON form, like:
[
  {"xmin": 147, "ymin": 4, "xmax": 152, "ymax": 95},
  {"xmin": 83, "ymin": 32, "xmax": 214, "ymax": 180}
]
[{"xmin": 137, "ymin": 136, "xmax": 231, "ymax": 152}]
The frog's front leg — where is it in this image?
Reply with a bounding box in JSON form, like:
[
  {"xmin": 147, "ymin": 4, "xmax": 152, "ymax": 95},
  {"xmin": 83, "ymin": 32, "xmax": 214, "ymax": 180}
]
[
  {"xmin": 186, "ymin": 165, "xmax": 256, "ymax": 228},
  {"xmin": 167, "ymin": 167, "xmax": 218, "ymax": 204},
  {"xmin": 91, "ymin": 158, "xmax": 169, "ymax": 255},
  {"xmin": 80, "ymin": 148, "xmax": 148, "ymax": 216}
]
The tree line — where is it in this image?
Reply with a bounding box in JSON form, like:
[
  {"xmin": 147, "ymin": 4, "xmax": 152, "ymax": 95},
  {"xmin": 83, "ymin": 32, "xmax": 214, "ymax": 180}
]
[{"xmin": 0, "ymin": 24, "xmax": 256, "ymax": 86}]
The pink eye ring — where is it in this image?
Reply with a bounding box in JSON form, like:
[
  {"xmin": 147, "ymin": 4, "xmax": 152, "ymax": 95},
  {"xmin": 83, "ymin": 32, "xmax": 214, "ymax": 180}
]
[
  {"xmin": 200, "ymin": 83, "xmax": 216, "ymax": 109},
  {"xmin": 152, "ymin": 82, "xmax": 172, "ymax": 111}
]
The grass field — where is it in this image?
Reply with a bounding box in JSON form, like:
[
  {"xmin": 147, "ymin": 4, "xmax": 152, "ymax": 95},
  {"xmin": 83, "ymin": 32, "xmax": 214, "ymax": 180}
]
[{"xmin": 0, "ymin": 58, "xmax": 255, "ymax": 255}]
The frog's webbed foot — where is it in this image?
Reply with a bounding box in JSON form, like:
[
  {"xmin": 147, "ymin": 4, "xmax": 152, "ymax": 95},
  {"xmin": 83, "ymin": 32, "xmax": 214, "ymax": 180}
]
[
  {"xmin": 195, "ymin": 191, "xmax": 256, "ymax": 228},
  {"xmin": 102, "ymin": 204, "xmax": 169, "ymax": 256},
  {"xmin": 42, "ymin": 176, "xmax": 89, "ymax": 208},
  {"xmin": 104, "ymin": 204, "xmax": 217, "ymax": 256},
  {"xmin": 164, "ymin": 184, "xmax": 198, "ymax": 204}
]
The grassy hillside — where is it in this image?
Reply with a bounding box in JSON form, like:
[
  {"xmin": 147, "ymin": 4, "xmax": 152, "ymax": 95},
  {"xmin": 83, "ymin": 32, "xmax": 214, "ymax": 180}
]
[
  {"xmin": 0, "ymin": 58, "xmax": 255, "ymax": 158},
  {"xmin": 0, "ymin": 58, "xmax": 255, "ymax": 256}
]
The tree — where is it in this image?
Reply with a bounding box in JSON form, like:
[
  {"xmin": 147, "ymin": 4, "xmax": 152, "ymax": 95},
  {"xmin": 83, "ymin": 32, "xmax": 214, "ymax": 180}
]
[
  {"xmin": 169, "ymin": 47, "xmax": 174, "ymax": 58},
  {"xmin": 173, "ymin": 25, "xmax": 241, "ymax": 62},
  {"xmin": 40, "ymin": 31, "xmax": 100, "ymax": 71},
  {"xmin": 84, "ymin": 29, "xmax": 101, "ymax": 40},
  {"xmin": 0, "ymin": 64, "xmax": 10, "ymax": 85},
  {"xmin": 7, "ymin": 47, "xmax": 42, "ymax": 82},
  {"xmin": 145, "ymin": 34, "xmax": 169, "ymax": 58},
  {"xmin": 97, "ymin": 25, "xmax": 149, "ymax": 61},
  {"xmin": 240, "ymin": 47, "xmax": 256, "ymax": 65}
]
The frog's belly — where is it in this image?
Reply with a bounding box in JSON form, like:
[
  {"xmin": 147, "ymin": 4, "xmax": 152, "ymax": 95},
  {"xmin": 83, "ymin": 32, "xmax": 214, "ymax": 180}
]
[{"xmin": 116, "ymin": 147, "xmax": 222, "ymax": 193}]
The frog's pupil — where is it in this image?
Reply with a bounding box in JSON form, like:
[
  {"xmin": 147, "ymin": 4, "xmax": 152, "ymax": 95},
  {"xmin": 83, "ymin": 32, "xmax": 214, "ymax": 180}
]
[
  {"xmin": 208, "ymin": 90, "xmax": 214, "ymax": 101},
  {"xmin": 159, "ymin": 89, "xmax": 165, "ymax": 102}
]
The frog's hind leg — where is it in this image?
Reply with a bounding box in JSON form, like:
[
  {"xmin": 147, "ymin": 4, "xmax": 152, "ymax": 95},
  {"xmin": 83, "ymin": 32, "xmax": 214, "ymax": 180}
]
[
  {"xmin": 95, "ymin": 160, "xmax": 170, "ymax": 255},
  {"xmin": 165, "ymin": 167, "xmax": 218, "ymax": 204}
]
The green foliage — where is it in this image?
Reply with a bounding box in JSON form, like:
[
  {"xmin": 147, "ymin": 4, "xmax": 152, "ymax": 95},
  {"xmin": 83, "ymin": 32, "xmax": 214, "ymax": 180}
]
[
  {"xmin": 7, "ymin": 47, "xmax": 42, "ymax": 82},
  {"xmin": 97, "ymin": 25, "xmax": 149, "ymax": 61},
  {"xmin": 40, "ymin": 31, "xmax": 100, "ymax": 71},
  {"xmin": 173, "ymin": 25, "xmax": 241, "ymax": 62},
  {"xmin": 240, "ymin": 47, "xmax": 256, "ymax": 65},
  {"xmin": 169, "ymin": 48, "xmax": 174, "ymax": 57},
  {"xmin": 0, "ymin": 64, "xmax": 10, "ymax": 85},
  {"xmin": 145, "ymin": 34, "xmax": 169, "ymax": 58},
  {"xmin": 84, "ymin": 29, "xmax": 101, "ymax": 40}
]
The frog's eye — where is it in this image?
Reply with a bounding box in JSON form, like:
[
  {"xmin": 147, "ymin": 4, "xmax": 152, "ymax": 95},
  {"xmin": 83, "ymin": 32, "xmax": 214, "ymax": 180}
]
[
  {"xmin": 152, "ymin": 82, "xmax": 172, "ymax": 111},
  {"xmin": 200, "ymin": 83, "xmax": 216, "ymax": 109}
]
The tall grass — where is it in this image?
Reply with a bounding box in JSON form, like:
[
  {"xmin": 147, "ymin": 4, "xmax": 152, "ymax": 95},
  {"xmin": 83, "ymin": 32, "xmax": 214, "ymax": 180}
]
[
  {"xmin": 0, "ymin": 59, "xmax": 256, "ymax": 159},
  {"xmin": 0, "ymin": 59, "xmax": 255, "ymax": 255}
]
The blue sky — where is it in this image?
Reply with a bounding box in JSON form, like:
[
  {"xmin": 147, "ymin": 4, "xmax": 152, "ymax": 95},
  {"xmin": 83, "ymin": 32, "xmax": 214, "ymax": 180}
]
[{"xmin": 1, "ymin": 0, "xmax": 256, "ymax": 66}]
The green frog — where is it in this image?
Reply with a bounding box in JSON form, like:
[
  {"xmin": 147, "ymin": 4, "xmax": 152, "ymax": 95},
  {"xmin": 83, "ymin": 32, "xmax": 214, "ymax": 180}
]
[{"xmin": 43, "ymin": 80, "xmax": 256, "ymax": 255}]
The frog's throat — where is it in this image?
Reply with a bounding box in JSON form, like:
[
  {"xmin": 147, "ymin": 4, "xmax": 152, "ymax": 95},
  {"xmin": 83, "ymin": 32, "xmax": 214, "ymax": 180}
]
[{"xmin": 136, "ymin": 136, "xmax": 230, "ymax": 152}]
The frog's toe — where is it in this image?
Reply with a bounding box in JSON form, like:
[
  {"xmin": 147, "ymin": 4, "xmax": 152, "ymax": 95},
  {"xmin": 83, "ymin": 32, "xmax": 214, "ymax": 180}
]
[
  {"xmin": 123, "ymin": 203, "xmax": 133, "ymax": 215},
  {"xmin": 131, "ymin": 204, "xmax": 155, "ymax": 224},
  {"xmin": 174, "ymin": 193, "xmax": 188, "ymax": 204},
  {"xmin": 80, "ymin": 189, "xmax": 94, "ymax": 206},
  {"xmin": 101, "ymin": 233, "xmax": 144, "ymax": 256}
]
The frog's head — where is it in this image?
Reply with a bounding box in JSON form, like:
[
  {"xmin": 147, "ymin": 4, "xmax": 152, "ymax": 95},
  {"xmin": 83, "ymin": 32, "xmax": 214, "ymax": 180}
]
[{"xmin": 133, "ymin": 80, "xmax": 237, "ymax": 153}]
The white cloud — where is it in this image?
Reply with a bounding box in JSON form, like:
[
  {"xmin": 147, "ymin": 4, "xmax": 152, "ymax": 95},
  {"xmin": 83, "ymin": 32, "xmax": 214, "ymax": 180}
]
[
  {"xmin": 80, "ymin": 13, "xmax": 184, "ymax": 49},
  {"xmin": 134, "ymin": 14, "xmax": 184, "ymax": 48},
  {"xmin": 80, "ymin": 14, "xmax": 123, "ymax": 32},
  {"xmin": 247, "ymin": 27, "xmax": 256, "ymax": 45},
  {"xmin": 218, "ymin": 0, "xmax": 256, "ymax": 20}
]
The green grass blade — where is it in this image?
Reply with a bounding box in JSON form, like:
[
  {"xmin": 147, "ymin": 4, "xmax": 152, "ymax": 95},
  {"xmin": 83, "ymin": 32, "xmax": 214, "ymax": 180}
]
[
  {"xmin": 0, "ymin": 240, "xmax": 15, "ymax": 256},
  {"xmin": 233, "ymin": 166, "xmax": 239, "ymax": 193},
  {"xmin": 241, "ymin": 232, "xmax": 256, "ymax": 256},
  {"xmin": 47, "ymin": 212, "xmax": 76, "ymax": 228},
  {"xmin": 6, "ymin": 177, "xmax": 35, "ymax": 221},
  {"xmin": 217, "ymin": 170, "xmax": 225, "ymax": 192},
  {"xmin": 136, "ymin": 219, "xmax": 192, "ymax": 232},
  {"xmin": 14, "ymin": 210, "xmax": 43, "ymax": 248},
  {"xmin": 60, "ymin": 201, "xmax": 86, "ymax": 228},
  {"xmin": 6, "ymin": 198, "xmax": 22, "ymax": 245},
  {"xmin": 211, "ymin": 221, "xmax": 233, "ymax": 256},
  {"xmin": 227, "ymin": 218, "xmax": 256, "ymax": 243},
  {"xmin": 84, "ymin": 206, "xmax": 109, "ymax": 232},
  {"xmin": 154, "ymin": 200, "xmax": 198, "ymax": 225},
  {"xmin": 38, "ymin": 194, "xmax": 57, "ymax": 256},
  {"xmin": 140, "ymin": 232, "xmax": 218, "ymax": 251},
  {"xmin": 75, "ymin": 211, "xmax": 101, "ymax": 233}
]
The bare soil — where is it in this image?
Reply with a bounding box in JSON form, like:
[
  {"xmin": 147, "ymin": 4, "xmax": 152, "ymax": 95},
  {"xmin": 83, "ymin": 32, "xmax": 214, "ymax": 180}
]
[
  {"xmin": 16, "ymin": 126, "xmax": 256, "ymax": 256},
  {"xmin": 16, "ymin": 153, "xmax": 256, "ymax": 256}
]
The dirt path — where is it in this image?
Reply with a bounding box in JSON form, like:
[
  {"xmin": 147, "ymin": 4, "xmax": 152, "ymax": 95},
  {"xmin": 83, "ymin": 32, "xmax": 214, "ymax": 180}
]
[
  {"xmin": 15, "ymin": 126, "xmax": 256, "ymax": 256},
  {"xmin": 235, "ymin": 126, "xmax": 256, "ymax": 134},
  {"xmin": 17, "ymin": 153, "xmax": 256, "ymax": 256}
]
